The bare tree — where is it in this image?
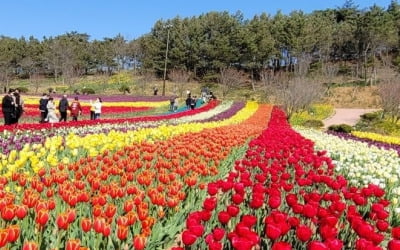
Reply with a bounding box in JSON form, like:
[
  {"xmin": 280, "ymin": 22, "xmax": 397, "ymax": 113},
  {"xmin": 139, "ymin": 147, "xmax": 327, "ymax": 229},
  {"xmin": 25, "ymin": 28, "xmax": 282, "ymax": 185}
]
[
  {"xmin": 137, "ymin": 70, "xmax": 156, "ymax": 95},
  {"xmin": 378, "ymin": 79, "xmax": 400, "ymax": 123},
  {"xmin": 169, "ymin": 69, "xmax": 190, "ymax": 97},
  {"xmin": 219, "ymin": 67, "xmax": 244, "ymax": 97},
  {"xmin": 273, "ymin": 78, "xmax": 325, "ymax": 120}
]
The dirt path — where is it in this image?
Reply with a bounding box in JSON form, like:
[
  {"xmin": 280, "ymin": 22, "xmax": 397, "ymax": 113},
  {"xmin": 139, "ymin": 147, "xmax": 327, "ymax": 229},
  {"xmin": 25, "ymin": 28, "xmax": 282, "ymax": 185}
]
[{"xmin": 323, "ymin": 108, "xmax": 379, "ymax": 129}]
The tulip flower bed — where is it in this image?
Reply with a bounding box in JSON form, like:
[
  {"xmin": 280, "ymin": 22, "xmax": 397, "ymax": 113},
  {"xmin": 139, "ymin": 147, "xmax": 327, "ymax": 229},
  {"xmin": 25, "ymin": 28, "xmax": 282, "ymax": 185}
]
[
  {"xmin": 328, "ymin": 131, "xmax": 400, "ymax": 156},
  {"xmin": 297, "ymin": 127, "xmax": 400, "ymax": 225},
  {"xmin": 0, "ymin": 100, "xmax": 218, "ymax": 133},
  {"xmin": 0, "ymin": 102, "xmax": 272, "ymax": 249},
  {"xmin": 177, "ymin": 108, "xmax": 398, "ymax": 250},
  {"xmin": 351, "ymin": 131, "xmax": 400, "ymax": 146}
]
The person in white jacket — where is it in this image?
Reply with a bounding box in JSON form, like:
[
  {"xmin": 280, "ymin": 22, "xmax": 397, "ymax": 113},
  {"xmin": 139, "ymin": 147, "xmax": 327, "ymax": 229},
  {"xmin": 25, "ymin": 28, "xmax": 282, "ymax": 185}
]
[
  {"xmin": 46, "ymin": 97, "xmax": 58, "ymax": 123},
  {"xmin": 94, "ymin": 97, "xmax": 102, "ymax": 119}
]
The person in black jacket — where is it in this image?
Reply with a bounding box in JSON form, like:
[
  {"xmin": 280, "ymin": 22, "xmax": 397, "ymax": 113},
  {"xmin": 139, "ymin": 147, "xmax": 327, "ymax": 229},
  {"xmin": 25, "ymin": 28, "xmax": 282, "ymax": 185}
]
[
  {"xmin": 58, "ymin": 94, "xmax": 69, "ymax": 122},
  {"xmin": 39, "ymin": 93, "xmax": 49, "ymax": 123},
  {"xmin": 2, "ymin": 89, "xmax": 16, "ymax": 125}
]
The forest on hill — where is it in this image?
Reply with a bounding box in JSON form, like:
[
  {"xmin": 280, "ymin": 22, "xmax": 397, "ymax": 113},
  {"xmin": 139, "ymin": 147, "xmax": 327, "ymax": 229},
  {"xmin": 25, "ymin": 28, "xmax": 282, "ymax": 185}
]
[{"xmin": 1, "ymin": 0, "xmax": 400, "ymax": 87}]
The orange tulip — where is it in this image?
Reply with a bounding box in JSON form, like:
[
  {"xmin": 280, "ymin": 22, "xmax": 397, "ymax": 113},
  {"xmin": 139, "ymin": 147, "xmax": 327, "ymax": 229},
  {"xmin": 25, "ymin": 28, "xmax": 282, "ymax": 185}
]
[
  {"xmin": 133, "ymin": 235, "xmax": 147, "ymax": 250},
  {"xmin": 1, "ymin": 204, "xmax": 15, "ymax": 221},
  {"xmin": 81, "ymin": 218, "xmax": 92, "ymax": 232},
  {"xmin": 7, "ymin": 224, "xmax": 20, "ymax": 243},
  {"xmin": 65, "ymin": 239, "xmax": 80, "ymax": 250},
  {"xmin": 35, "ymin": 209, "xmax": 49, "ymax": 227},
  {"xmin": 0, "ymin": 229, "xmax": 8, "ymax": 248},
  {"xmin": 22, "ymin": 241, "xmax": 38, "ymax": 250},
  {"xmin": 117, "ymin": 225, "xmax": 128, "ymax": 240}
]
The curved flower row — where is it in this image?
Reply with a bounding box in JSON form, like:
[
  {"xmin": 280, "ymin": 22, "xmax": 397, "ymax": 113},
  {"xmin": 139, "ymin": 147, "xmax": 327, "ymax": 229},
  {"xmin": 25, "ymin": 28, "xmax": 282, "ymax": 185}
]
[
  {"xmin": 22, "ymin": 96, "xmax": 170, "ymax": 107},
  {"xmin": 177, "ymin": 107, "xmax": 397, "ymax": 250},
  {"xmin": 0, "ymin": 105, "xmax": 272, "ymax": 249},
  {"xmin": 328, "ymin": 131, "xmax": 400, "ymax": 157},
  {"xmin": 296, "ymin": 127, "xmax": 400, "ymax": 222},
  {"xmin": 0, "ymin": 100, "xmax": 218, "ymax": 133},
  {"xmin": 0, "ymin": 102, "xmax": 256, "ymax": 179},
  {"xmin": 351, "ymin": 131, "xmax": 400, "ymax": 146},
  {"xmin": 0, "ymin": 104, "xmax": 151, "ymax": 118}
]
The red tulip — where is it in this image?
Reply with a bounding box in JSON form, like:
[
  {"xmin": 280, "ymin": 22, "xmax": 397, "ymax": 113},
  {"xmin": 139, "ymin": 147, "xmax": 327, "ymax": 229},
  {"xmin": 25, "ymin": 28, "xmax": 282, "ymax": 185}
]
[
  {"xmin": 296, "ymin": 225, "xmax": 312, "ymax": 242},
  {"xmin": 15, "ymin": 205, "xmax": 28, "ymax": 219},
  {"xmin": 81, "ymin": 218, "xmax": 92, "ymax": 232},
  {"xmin": 393, "ymin": 227, "xmax": 400, "ymax": 239},
  {"xmin": 1, "ymin": 204, "xmax": 15, "ymax": 221},
  {"xmin": 133, "ymin": 235, "xmax": 147, "ymax": 250},
  {"xmin": 376, "ymin": 220, "xmax": 389, "ymax": 232},
  {"xmin": 92, "ymin": 205, "xmax": 102, "ymax": 217},
  {"xmin": 227, "ymin": 205, "xmax": 240, "ymax": 217},
  {"xmin": 212, "ymin": 228, "xmax": 225, "ymax": 241},
  {"xmin": 22, "ymin": 241, "xmax": 39, "ymax": 250},
  {"xmin": 203, "ymin": 197, "xmax": 217, "ymax": 211},
  {"xmin": 388, "ymin": 240, "xmax": 400, "ymax": 250},
  {"xmin": 325, "ymin": 239, "xmax": 343, "ymax": 250},
  {"xmin": 7, "ymin": 224, "xmax": 20, "ymax": 243},
  {"xmin": 307, "ymin": 241, "xmax": 329, "ymax": 250},
  {"xmin": 266, "ymin": 224, "xmax": 281, "ymax": 240},
  {"xmin": 268, "ymin": 195, "xmax": 281, "ymax": 209},
  {"xmin": 182, "ymin": 230, "xmax": 197, "ymax": 245},
  {"xmin": 65, "ymin": 239, "xmax": 80, "ymax": 250},
  {"xmin": 272, "ymin": 241, "xmax": 292, "ymax": 250},
  {"xmin": 217, "ymin": 211, "xmax": 231, "ymax": 224},
  {"xmin": 93, "ymin": 217, "xmax": 105, "ymax": 233}
]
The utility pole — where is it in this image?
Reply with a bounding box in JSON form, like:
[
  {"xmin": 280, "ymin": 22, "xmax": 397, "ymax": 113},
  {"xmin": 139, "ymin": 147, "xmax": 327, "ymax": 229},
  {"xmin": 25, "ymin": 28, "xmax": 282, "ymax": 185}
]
[{"xmin": 162, "ymin": 24, "xmax": 172, "ymax": 96}]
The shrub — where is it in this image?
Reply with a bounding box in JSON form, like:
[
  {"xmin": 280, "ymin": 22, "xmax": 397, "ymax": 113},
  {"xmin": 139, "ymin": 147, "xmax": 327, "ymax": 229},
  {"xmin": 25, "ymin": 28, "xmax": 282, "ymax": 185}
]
[
  {"xmin": 118, "ymin": 85, "xmax": 131, "ymax": 94},
  {"xmin": 55, "ymin": 86, "xmax": 69, "ymax": 93},
  {"xmin": 82, "ymin": 88, "xmax": 95, "ymax": 95},
  {"xmin": 360, "ymin": 112, "xmax": 379, "ymax": 121},
  {"xmin": 328, "ymin": 124, "xmax": 353, "ymax": 133},
  {"xmin": 302, "ymin": 119, "xmax": 324, "ymax": 128},
  {"xmin": 16, "ymin": 86, "xmax": 29, "ymax": 93}
]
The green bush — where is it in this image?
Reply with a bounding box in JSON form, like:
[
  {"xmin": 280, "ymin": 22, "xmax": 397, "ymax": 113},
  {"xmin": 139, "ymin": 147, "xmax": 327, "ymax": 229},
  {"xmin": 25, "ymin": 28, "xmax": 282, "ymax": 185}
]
[
  {"xmin": 118, "ymin": 85, "xmax": 131, "ymax": 94},
  {"xmin": 328, "ymin": 124, "xmax": 353, "ymax": 133},
  {"xmin": 82, "ymin": 88, "xmax": 95, "ymax": 95},
  {"xmin": 360, "ymin": 112, "xmax": 379, "ymax": 121},
  {"xmin": 16, "ymin": 86, "xmax": 29, "ymax": 93},
  {"xmin": 55, "ymin": 86, "xmax": 69, "ymax": 93},
  {"xmin": 302, "ymin": 119, "xmax": 324, "ymax": 128}
]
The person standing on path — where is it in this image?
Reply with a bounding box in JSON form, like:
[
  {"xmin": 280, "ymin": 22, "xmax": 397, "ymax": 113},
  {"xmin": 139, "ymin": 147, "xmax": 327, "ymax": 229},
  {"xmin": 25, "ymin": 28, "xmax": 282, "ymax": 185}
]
[
  {"xmin": 89, "ymin": 99, "xmax": 95, "ymax": 120},
  {"xmin": 13, "ymin": 89, "xmax": 24, "ymax": 124},
  {"xmin": 58, "ymin": 94, "xmax": 69, "ymax": 122},
  {"xmin": 70, "ymin": 97, "xmax": 82, "ymax": 121},
  {"xmin": 1, "ymin": 89, "xmax": 15, "ymax": 125}
]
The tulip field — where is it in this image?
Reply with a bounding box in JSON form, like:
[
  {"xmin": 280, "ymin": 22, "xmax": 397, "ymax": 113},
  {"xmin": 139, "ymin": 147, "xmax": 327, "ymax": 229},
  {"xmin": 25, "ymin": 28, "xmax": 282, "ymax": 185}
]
[{"xmin": 0, "ymin": 96, "xmax": 400, "ymax": 250}]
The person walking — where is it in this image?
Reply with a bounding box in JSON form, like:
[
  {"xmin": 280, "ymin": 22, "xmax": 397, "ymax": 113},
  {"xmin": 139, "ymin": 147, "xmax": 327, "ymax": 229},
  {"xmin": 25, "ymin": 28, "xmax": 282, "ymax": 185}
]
[
  {"xmin": 69, "ymin": 96, "xmax": 82, "ymax": 121},
  {"xmin": 190, "ymin": 96, "xmax": 197, "ymax": 110},
  {"xmin": 2, "ymin": 89, "xmax": 15, "ymax": 125},
  {"xmin": 169, "ymin": 96, "xmax": 175, "ymax": 112},
  {"xmin": 185, "ymin": 95, "xmax": 191, "ymax": 110},
  {"xmin": 94, "ymin": 97, "xmax": 102, "ymax": 119},
  {"xmin": 173, "ymin": 97, "xmax": 179, "ymax": 112},
  {"xmin": 39, "ymin": 93, "xmax": 49, "ymax": 123},
  {"xmin": 58, "ymin": 94, "xmax": 69, "ymax": 122},
  {"xmin": 46, "ymin": 97, "xmax": 58, "ymax": 123}
]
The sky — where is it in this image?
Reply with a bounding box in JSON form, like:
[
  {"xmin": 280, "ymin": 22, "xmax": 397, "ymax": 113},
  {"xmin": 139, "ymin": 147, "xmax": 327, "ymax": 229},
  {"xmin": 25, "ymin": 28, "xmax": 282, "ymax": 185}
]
[{"xmin": 0, "ymin": 0, "xmax": 393, "ymax": 41}]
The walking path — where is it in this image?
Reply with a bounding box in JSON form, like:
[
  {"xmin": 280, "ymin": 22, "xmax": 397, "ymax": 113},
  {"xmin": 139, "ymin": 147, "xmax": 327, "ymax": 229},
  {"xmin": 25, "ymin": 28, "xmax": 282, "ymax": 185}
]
[{"xmin": 323, "ymin": 108, "xmax": 379, "ymax": 129}]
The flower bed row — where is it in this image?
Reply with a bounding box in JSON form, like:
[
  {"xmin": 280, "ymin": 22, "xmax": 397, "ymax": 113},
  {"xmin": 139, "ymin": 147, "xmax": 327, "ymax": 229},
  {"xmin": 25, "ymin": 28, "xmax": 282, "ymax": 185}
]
[
  {"xmin": 176, "ymin": 107, "xmax": 398, "ymax": 250},
  {"xmin": 0, "ymin": 100, "xmax": 218, "ymax": 133},
  {"xmin": 0, "ymin": 104, "xmax": 273, "ymax": 249},
  {"xmin": 297, "ymin": 127, "xmax": 400, "ymax": 225},
  {"xmin": 329, "ymin": 131, "xmax": 400, "ymax": 156}
]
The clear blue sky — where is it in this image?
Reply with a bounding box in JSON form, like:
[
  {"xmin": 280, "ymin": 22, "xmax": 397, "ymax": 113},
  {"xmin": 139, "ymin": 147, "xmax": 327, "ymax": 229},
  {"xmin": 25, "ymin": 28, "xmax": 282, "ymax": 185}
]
[{"xmin": 0, "ymin": 0, "xmax": 392, "ymax": 41}]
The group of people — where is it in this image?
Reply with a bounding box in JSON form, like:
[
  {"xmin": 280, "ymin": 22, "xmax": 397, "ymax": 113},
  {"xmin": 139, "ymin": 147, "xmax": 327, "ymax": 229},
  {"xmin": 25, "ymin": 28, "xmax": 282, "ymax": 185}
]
[
  {"xmin": 39, "ymin": 94, "xmax": 102, "ymax": 123},
  {"xmin": 168, "ymin": 89, "xmax": 217, "ymax": 112},
  {"xmin": 1, "ymin": 89, "xmax": 24, "ymax": 125}
]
